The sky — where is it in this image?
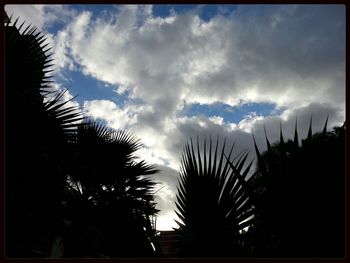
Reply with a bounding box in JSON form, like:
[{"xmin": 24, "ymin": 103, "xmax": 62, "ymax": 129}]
[{"xmin": 5, "ymin": 4, "xmax": 346, "ymax": 230}]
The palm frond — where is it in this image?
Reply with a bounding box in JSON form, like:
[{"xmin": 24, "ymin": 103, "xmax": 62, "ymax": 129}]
[
  {"xmin": 279, "ymin": 121, "xmax": 285, "ymax": 146},
  {"xmin": 307, "ymin": 116, "xmax": 313, "ymax": 140},
  {"xmin": 264, "ymin": 126, "xmax": 272, "ymax": 152},
  {"xmin": 174, "ymin": 137, "xmax": 256, "ymax": 257},
  {"xmin": 293, "ymin": 118, "xmax": 299, "ymax": 149},
  {"xmin": 323, "ymin": 115, "xmax": 329, "ymax": 135}
]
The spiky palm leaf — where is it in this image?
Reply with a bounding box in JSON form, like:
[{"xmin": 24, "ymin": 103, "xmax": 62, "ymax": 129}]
[
  {"xmin": 174, "ymin": 138, "xmax": 256, "ymax": 257},
  {"xmin": 251, "ymin": 118, "xmax": 345, "ymax": 257},
  {"xmin": 5, "ymin": 15, "xmax": 84, "ymax": 137}
]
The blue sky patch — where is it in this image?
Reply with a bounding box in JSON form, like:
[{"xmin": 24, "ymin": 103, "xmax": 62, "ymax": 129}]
[
  {"xmin": 181, "ymin": 102, "xmax": 285, "ymax": 123},
  {"xmin": 55, "ymin": 69, "xmax": 127, "ymax": 107},
  {"xmin": 152, "ymin": 4, "xmax": 237, "ymax": 22},
  {"xmin": 152, "ymin": 4, "xmax": 199, "ymax": 17},
  {"xmin": 44, "ymin": 5, "xmax": 116, "ymax": 34},
  {"xmin": 68, "ymin": 4, "xmax": 116, "ymax": 16}
]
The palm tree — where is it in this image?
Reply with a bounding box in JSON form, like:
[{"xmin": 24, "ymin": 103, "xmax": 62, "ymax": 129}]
[
  {"xmin": 251, "ymin": 119, "xmax": 345, "ymax": 257},
  {"xmin": 5, "ymin": 13, "xmax": 163, "ymax": 258},
  {"xmin": 174, "ymin": 138, "xmax": 256, "ymax": 257},
  {"xmin": 61, "ymin": 121, "xmax": 160, "ymax": 257},
  {"xmin": 5, "ymin": 13, "xmax": 159, "ymax": 257},
  {"xmin": 5, "ymin": 13, "xmax": 162, "ymax": 257},
  {"xmin": 5, "ymin": 15, "xmax": 83, "ymax": 257}
]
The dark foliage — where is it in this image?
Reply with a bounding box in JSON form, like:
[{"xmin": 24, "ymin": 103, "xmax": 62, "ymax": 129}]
[
  {"xmin": 174, "ymin": 138, "xmax": 256, "ymax": 257},
  {"xmin": 250, "ymin": 119, "xmax": 345, "ymax": 257}
]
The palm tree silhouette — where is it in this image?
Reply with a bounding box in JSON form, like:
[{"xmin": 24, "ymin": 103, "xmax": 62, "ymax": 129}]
[
  {"xmin": 174, "ymin": 138, "xmax": 256, "ymax": 257},
  {"xmin": 251, "ymin": 119, "xmax": 345, "ymax": 257},
  {"xmin": 62, "ymin": 121, "xmax": 160, "ymax": 257},
  {"xmin": 5, "ymin": 14, "xmax": 82, "ymax": 257},
  {"xmin": 5, "ymin": 14, "xmax": 160, "ymax": 258}
]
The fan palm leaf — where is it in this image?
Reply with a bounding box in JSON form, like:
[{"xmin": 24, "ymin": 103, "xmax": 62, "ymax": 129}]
[
  {"xmin": 174, "ymin": 137, "xmax": 256, "ymax": 257},
  {"xmin": 62, "ymin": 120, "xmax": 160, "ymax": 257}
]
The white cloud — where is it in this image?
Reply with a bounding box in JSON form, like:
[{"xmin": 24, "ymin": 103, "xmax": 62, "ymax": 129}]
[
  {"xmin": 150, "ymin": 165, "xmax": 180, "ymax": 230},
  {"xmin": 237, "ymin": 112, "xmax": 264, "ymax": 133},
  {"xmin": 83, "ymin": 99, "xmax": 144, "ymax": 130},
  {"xmin": 209, "ymin": 116, "xmax": 224, "ymax": 125},
  {"xmin": 51, "ymin": 30, "xmax": 76, "ymax": 71},
  {"xmin": 137, "ymin": 147, "xmax": 167, "ymax": 167},
  {"xmin": 7, "ymin": 4, "xmax": 345, "ymax": 113},
  {"xmin": 47, "ymin": 5, "xmax": 343, "ymax": 115}
]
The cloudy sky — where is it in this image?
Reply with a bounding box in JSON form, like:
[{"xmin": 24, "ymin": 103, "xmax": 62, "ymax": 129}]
[{"xmin": 5, "ymin": 4, "xmax": 345, "ymax": 230}]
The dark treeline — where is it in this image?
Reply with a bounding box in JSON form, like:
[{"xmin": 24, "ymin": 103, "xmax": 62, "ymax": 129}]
[{"xmin": 5, "ymin": 14, "xmax": 345, "ymax": 258}]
